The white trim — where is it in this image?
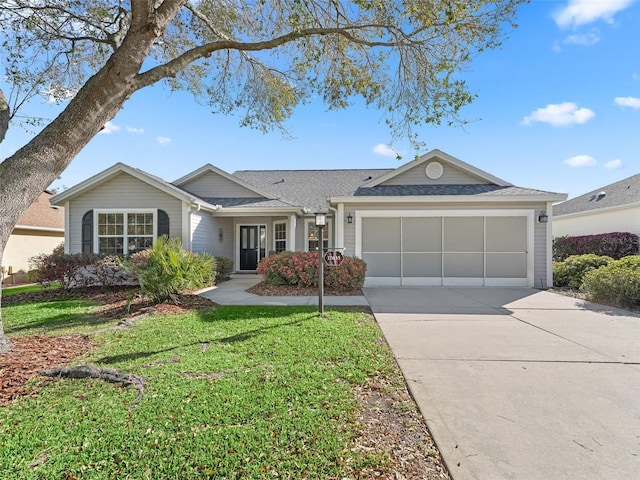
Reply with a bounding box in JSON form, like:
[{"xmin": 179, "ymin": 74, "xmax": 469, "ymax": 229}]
[
  {"xmin": 356, "ymin": 209, "xmax": 535, "ymax": 287},
  {"xmin": 304, "ymin": 218, "xmax": 332, "ymax": 252},
  {"xmin": 363, "ymin": 149, "xmax": 512, "ymax": 188},
  {"xmin": 182, "ymin": 202, "xmax": 191, "ymax": 250},
  {"xmin": 235, "ymin": 223, "xmax": 267, "ymax": 271},
  {"xmin": 288, "ymin": 215, "xmax": 297, "ymax": 251},
  {"xmin": 272, "ymin": 219, "xmax": 287, "ymax": 254},
  {"xmin": 93, "ymin": 208, "xmax": 157, "ymax": 255},
  {"xmin": 64, "ymin": 201, "xmax": 70, "ymax": 254},
  {"xmin": 546, "ymin": 201, "xmax": 553, "ymax": 288},
  {"xmin": 329, "ymin": 194, "xmax": 567, "ymax": 204}
]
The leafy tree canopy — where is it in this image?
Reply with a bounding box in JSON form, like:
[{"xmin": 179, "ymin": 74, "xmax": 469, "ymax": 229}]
[{"xmin": 0, "ymin": 0, "xmax": 525, "ymax": 351}]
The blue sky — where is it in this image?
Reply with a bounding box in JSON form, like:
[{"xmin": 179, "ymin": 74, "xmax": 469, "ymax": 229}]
[{"xmin": 2, "ymin": 0, "xmax": 640, "ymax": 200}]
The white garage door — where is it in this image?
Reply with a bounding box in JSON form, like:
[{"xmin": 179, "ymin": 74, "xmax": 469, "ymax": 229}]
[{"xmin": 359, "ymin": 212, "xmax": 532, "ymax": 287}]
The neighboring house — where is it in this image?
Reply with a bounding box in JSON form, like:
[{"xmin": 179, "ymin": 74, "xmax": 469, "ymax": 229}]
[
  {"xmin": 51, "ymin": 149, "xmax": 566, "ymax": 287},
  {"xmin": 553, "ymin": 174, "xmax": 640, "ymax": 238},
  {"xmin": 3, "ymin": 191, "xmax": 65, "ymax": 285}
]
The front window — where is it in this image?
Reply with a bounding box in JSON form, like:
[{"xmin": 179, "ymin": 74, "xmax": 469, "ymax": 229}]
[
  {"xmin": 274, "ymin": 221, "xmax": 287, "ymax": 253},
  {"xmin": 97, "ymin": 212, "xmax": 154, "ymax": 255},
  {"xmin": 307, "ymin": 221, "xmax": 329, "ymax": 251}
]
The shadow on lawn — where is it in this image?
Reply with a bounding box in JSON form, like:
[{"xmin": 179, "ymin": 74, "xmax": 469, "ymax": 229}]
[{"xmin": 95, "ymin": 314, "xmax": 318, "ymax": 365}]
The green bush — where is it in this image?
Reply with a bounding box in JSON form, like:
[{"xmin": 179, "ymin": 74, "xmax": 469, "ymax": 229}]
[
  {"xmin": 256, "ymin": 251, "xmax": 366, "ymax": 292},
  {"xmin": 213, "ymin": 256, "xmax": 234, "ymax": 282},
  {"xmin": 125, "ymin": 237, "xmax": 215, "ymax": 303},
  {"xmin": 553, "ymin": 254, "xmax": 613, "ymax": 288},
  {"xmin": 582, "ymin": 255, "xmax": 640, "ymax": 307}
]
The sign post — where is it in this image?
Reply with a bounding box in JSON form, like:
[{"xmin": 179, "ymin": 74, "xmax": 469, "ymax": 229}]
[{"xmin": 315, "ymin": 211, "xmax": 326, "ymax": 317}]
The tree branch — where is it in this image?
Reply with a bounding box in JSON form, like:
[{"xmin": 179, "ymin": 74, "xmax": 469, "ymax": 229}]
[{"xmin": 0, "ymin": 89, "xmax": 8, "ymax": 143}]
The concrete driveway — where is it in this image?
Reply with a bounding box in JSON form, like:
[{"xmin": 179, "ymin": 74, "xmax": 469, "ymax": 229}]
[{"xmin": 364, "ymin": 287, "xmax": 640, "ymax": 480}]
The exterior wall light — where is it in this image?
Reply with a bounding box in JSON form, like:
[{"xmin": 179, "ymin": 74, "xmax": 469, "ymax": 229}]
[
  {"xmin": 346, "ymin": 212, "xmax": 353, "ymax": 224},
  {"xmin": 538, "ymin": 211, "xmax": 549, "ymax": 223}
]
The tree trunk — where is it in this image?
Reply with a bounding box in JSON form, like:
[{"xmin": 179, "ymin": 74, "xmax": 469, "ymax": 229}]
[{"xmin": 0, "ymin": 4, "xmax": 170, "ymax": 351}]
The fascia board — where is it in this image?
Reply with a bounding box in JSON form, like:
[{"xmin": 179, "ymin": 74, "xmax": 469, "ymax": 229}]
[{"xmin": 328, "ymin": 193, "xmax": 568, "ymax": 204}]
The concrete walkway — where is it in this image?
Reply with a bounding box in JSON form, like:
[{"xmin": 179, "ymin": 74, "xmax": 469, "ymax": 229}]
[
  {"xmin": 198, "ymin": 274, "xmax": 369, "ymax": 306},
  {"xmin": 364, "ymin": 287, "xmax": 640, "ymax": 480}
]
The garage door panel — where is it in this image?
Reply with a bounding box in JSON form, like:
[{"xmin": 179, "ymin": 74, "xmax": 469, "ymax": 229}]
[
  {"xmin": 444, "ymin": 217, "xmax": 483, "ymax": 252},
  {"xmin": 486, "ymin": 253, "xmax": 527, "ymax": 278},
  {"xmin": 443, "ymin": 253, "xmax": 484, "ymax": 277},
  {"xmin": 362, "ymin": 253, "xmax": 401, "ymax": 277},
  {"xmin": 362, "ymin": 218, "xmax": 400, "ymax": 251},
  {"xmin": 402, "ymin": 253, "xmax": 442, "ymax": 277},
  {"xmin": 487, "ymin": 217, "xmax": 526, "ymax": 252},
  {"xmin": 402, "ymin": 218, "xmax": 442, "ymax": 252}
]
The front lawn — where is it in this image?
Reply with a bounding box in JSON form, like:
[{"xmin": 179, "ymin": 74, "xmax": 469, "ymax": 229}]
[{"xmin": 0, "ymin": 295, "xmax": 449, "ymax": 479}]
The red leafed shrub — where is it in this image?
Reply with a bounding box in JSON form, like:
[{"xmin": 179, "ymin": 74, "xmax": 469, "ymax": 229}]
[
  {"xmin": 553, "ymin": 232, "xmax": 639, "ymax": 261},
  {"xmin": 256, "ymin": 251, "xmax": 367, "ymax": 291}
]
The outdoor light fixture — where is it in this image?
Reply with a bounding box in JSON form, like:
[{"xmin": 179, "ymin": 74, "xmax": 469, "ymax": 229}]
[
  {"xmin": 218, "ymin": 227, "xmax": 224, "ymax": 242},
  {"xmin": 346, "ymin": 212, "xmax": 353, "ymax": 224},
  {"xmin": 538, "ymin": 211, "xmax": 549, "ymax": 223},
  {"xmin": 315, "ymin": 211, "xmax": 326, "ymax": 227}
]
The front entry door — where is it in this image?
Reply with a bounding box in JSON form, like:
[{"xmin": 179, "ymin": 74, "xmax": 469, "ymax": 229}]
[{"xmin": 240, "ymin": 226, "xmax": 259, "ymax": 270}]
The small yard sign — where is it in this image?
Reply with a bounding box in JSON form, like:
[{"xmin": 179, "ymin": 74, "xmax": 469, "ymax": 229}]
[{"xmin": 323, "ymin": 250, "xmax": 344, "ymax": 266}]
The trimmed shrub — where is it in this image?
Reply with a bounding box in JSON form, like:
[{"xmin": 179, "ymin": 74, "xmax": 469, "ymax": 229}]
[
  {"xmin": 213, "ymin": 256, "xmax": 234, "ymax": 283},
  {"xmin": 582, "ymin": 255, "xmax": 640, "ymax": 307},
  {"xmin": 256, "ymin": 251, "xmax": 367, "ymax": 291},
  {"xmin": 553, "ymin": 232, "xmax": 639, "ymax": 261},
  {"xmin": 124, "ymin": 236, "xmax": 215, "ymax": 303},
  {"xmin": 553, "ymin": 254, "xmax": 613, "ymax": 288},
  {"xmin": 29, "ymin": 250, "xmax": 134, "ymax": 289}
]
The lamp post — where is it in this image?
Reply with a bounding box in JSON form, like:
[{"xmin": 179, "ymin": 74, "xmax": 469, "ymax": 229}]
[{"xmin": 315, "ymin": 211, "xmax": 326, "ymax": 317}]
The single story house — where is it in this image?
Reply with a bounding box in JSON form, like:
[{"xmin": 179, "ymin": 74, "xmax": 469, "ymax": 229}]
[
  {"xmin": 51, "ymin": 149, "xmax": 566, "ymax": 287},
  {"xmin": 3, "ymin": 191, "xmax": 65, "ymax": 285},
  {"xmin": 553, "ymin": 173, "xmax": 640, "ymax": 239}
]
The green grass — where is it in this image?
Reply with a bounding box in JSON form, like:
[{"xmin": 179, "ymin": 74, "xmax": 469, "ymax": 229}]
[
  {"xmin": 2, "ymin": 283, "xmax": 61, "ymax": 296},
  {"xmin": 0, "ymin": 303, "xmax": 396, "ymax": 479}
]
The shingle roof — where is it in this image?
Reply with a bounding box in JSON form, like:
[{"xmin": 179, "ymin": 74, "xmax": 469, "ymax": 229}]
[
  {"xmin": 232, "ymin": 169, "xmax": 394, "ymax": 210},
  {"xmin": 553, "ymin": 173, "xmax": 640, "ymax": 216},
  {"xmin": 354, "ymin": 185, "xmax": 557, "ymax": 197},
  {"xmin": 16, "ymin": 191, "xmax": 65, "ymax": 230}
]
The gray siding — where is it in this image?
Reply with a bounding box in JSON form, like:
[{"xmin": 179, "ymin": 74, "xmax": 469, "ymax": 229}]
[
  {"xmin": 180, "ymin": 171, "xmax": 262, "ymax": 198},
  {"xmin": 67, "ymin": 172, "xmax": 183, "ymax": 253},
  {"xmin": 381, "ymin": 162, "xmax": 488, "ymax": 186},
  {"xmin": 191, "ymin": 212, "xmax": 214, "ymax": 254}
]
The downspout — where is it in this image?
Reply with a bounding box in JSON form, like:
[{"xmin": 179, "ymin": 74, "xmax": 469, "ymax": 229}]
[{"xmin": 326, "ymin": 201, "xmax": 343, "ymax": 249}]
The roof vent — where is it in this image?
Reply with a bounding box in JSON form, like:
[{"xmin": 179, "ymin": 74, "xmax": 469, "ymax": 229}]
[
  {"xmin": 596, "ymin": 191, "xmax": 606, "ymax": 201},
  {"xmin": 589, "ymin": 195, "xmax": 596, "ymax": 202},
  {"xmin": 363, "ymin": 176, "xmax": 372, "ymax": 181},
  {"xmin": 274, "ymin": 178, "xmax": 285, "ymax": 184}
]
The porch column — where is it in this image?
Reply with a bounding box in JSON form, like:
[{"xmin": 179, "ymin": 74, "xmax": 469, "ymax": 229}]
[
  {"xmin": 335, "ymin": 203, "xmax": 344, "ymax": 248},
  {"xmin": 546, "ymin": 201, "xmax": 553, "ymax": 288},
  {"xmin": 288, "ymin": 215, "xmax": 297, "ymax": 251}
]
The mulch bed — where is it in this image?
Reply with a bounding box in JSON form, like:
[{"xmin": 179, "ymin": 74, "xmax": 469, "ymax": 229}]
[{"xmin": 248, "ymin": 282, "xmax": 363, "ymax": 296}]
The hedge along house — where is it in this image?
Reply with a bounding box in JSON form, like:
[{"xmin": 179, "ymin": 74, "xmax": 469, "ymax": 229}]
[{"xmin": 51, "ymin": 150, "xmax": 566, "ymax": 287}]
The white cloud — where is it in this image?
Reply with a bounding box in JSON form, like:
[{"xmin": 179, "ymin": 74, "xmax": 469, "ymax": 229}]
[
  {"xmin": 372, "ymin": 143, "xmax": 399, "ymax": 158},
  {"xmin": 156, "ymin": 136, "xmax": 172, "ymax": 145},
  {"xmin": 614, "ymin": 96, "xmax": 640, "ymax": 109},
  {"xmin": 126, "ymin": 126, "xmax": 144, "ymax": 134},
  {"xmin": 99, "ymin": 121, "xmax": 120, "ymax": 134},
  {"xmin": 563, "ymin": 31, "xmax": 600, "ymax": 46},
  {"xmin": 565, "ymin": 155, "xmax": 597, "ymax": 167},
  {"xmin": 606, "ymin": 159, "xmax": 623, "ymax": 169},
  {"xmin": 522, "ymin": 102, "xmax": 595, "ymax": 126},
  {"xmin": 553, "ymin": 0, "xmax": 635, "ymax": 28}
]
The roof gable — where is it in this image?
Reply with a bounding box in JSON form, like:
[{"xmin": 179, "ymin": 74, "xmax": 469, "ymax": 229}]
[
  {"xmin": 50, "ymin": 163, "xmax": 218, "ymax": 210},
  {"xmin": 554, "ymin": 173, "xmax": 640, "ymax": 217},
  {"xmin": 366, "ymin": 149, "xmax": 511, "ymax": 188},
  {"xmin": 173, "ymin": 164, "xmax": 275, "ymax": 200}
]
